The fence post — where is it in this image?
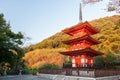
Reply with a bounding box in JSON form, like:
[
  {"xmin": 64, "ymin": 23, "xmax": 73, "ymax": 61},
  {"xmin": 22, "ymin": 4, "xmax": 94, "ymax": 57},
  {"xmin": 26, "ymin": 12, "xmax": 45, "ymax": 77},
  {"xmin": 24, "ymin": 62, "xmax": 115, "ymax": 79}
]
[{"xmin": 94, "ymin": 69, "xmax": 96, "ymax": 78}]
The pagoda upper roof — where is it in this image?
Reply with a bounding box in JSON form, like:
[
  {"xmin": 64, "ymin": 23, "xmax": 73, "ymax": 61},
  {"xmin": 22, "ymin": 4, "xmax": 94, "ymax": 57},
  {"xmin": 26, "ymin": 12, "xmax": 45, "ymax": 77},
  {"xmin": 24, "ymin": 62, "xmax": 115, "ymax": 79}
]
[
  {"xmin": 62, "ymin": 21, "xmax": 99, "ymax": 35},
  {"xmin": 63, "ymin": 34, "xmax": 101, "ymax": 45},
  {"xmin": 60, "ymin": 47, "xmax": 104, "ymax": 57}
]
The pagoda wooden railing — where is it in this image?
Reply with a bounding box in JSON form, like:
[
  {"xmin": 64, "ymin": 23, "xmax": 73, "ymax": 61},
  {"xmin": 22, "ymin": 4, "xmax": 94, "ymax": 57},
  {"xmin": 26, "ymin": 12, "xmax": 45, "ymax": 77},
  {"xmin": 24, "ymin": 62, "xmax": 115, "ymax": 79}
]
[{"xmin": 39, "ymin": 68, "xmax": 120, "ymax": 77}]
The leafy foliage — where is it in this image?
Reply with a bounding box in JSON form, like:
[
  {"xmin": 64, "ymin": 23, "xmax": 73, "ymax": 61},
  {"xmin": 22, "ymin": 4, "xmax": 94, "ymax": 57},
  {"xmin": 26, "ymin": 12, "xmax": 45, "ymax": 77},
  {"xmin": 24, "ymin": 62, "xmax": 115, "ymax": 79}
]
[
  {"xmin": 23, "ymin": 48, "xmax": 67, "ymax": 68},
  {"xmin": 94, "ymin": 53, "xmax": 120, "ymax": 69},
  {"xmin": 94, "ymin": 56, "xmax": 105, "ymax": 68},
  {"xmin": 0, "ymin": 14, "xmax": 25, "ymax": 73},
  {"xmin": 24, "ymin": 15, "xmax": 120, "ymax": 69},
  {"xmin": 25, "ymin": 32, "xmax": 70, "ymax": 52},
  {"xmin": 91, "ymin": 15, "xmax": 120, "ymax": 54},
  {"xmin": 26, "ymin": 15, "xmax": 120, "ymax": 54}
]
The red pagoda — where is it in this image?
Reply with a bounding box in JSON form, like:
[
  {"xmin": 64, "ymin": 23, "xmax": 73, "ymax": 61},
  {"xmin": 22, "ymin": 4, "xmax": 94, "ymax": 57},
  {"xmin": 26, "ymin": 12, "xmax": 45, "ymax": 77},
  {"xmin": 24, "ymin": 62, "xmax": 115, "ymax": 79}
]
[{"xmin": 60, "ymin": 21, "xmax": 104, "ymax": 68}]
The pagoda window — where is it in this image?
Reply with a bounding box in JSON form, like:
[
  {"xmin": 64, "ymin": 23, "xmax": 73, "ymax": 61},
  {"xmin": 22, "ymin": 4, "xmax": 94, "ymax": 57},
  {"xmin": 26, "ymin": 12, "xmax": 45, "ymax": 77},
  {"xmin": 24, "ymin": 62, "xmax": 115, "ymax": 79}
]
[
  {"xmin": 81, "ymin": 43, "xmax": 83, "ymax": 45},
  {"xmin": 91, "ymin": 59, "xmax": 93, "ymax": 64},
  {"xmin": 72, "ymin": 64, "xmax": 76, "ymax": 67},
  {"xmin": 77, "ymin": 32, "xmax": 79, "ymax": 36},
  {"xmin": 75, "ymin": 48, "xmax": 78, "ymax": 50},
  {"xmin": 74, "ymin": 33, "xmax": 78, "ymax": 38},
  {"xmin": 81, "ymin": 58, "xmax": 85, "ymax": 64},
  {"xmin": 75, "ymin": 36, "xmax": 77, "ymax": 38},
  {"xmin": 86, "ymin": 59, "xmax": 88, "ymax": 63},
  {"xmin": 80, "ymin": 46, "xmax": 84, "ymax": 49},
  {"xmin": 80, "ymin": 43, "xmax": 84, "ymax": 48},
  {"xmin": 72, "ymin": 59, "xmax": 75, "ymax": 63},
  {"xmin": 76, "ymin": 32, "xmax": 80, "ymax": 37},
  {"xmin": 76, "ymin": 44, "xmax": 80, "ymax": 47}
]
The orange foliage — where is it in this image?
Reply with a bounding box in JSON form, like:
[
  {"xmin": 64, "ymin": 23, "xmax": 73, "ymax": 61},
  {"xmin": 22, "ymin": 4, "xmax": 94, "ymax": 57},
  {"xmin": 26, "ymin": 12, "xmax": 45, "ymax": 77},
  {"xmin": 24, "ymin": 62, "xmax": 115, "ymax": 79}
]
[{"xmin": 23, "ymin": 48, "xmax": 67, "ymax": 68}]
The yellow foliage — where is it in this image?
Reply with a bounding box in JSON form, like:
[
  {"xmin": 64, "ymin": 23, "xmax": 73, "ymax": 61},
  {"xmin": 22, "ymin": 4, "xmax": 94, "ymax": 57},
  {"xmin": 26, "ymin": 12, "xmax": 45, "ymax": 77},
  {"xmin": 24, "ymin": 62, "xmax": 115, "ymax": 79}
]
[
  {"xmin": 24, "ymin": 15, "xmax": 120, "ymax": 68},
  {"xmin": 23, "ymin": 48, "xmax": 67, "ymax": 68}
]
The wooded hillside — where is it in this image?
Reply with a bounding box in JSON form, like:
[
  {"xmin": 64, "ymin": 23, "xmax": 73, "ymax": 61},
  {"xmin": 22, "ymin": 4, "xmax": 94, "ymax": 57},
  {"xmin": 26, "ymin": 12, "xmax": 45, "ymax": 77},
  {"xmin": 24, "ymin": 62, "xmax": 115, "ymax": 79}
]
[{"xmin": 24, "ymin": 15, "xmax": 120, "ymax": 68}]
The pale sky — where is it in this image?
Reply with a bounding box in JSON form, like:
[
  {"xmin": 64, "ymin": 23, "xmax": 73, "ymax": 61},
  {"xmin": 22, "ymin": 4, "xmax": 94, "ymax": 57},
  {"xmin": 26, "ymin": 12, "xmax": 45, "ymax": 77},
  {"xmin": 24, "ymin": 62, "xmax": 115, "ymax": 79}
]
[{"xmin": 0, "ymin": 0, "xmax": 117, "ymax": 46}]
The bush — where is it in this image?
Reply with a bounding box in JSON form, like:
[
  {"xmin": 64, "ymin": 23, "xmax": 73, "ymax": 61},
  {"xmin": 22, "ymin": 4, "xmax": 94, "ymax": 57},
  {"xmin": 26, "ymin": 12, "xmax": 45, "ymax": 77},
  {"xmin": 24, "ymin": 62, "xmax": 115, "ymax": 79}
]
[
  {"xmin": 29, "ymin": 68, "xmax": 38, "ymax": 75},
  {"xmin": 94, "ymin": 56, "xmax": 105, "ymax": 69},
  {"xmin": 94, "ymin": 54, "xmax": 120, "ymax": 69},
  {"xmin": 22, "ymin": 68, "xmax": 31, "ymax": 74},
  {"xmin": 63, "ymin": 60, "xmax": 72, "ymax": 68}
]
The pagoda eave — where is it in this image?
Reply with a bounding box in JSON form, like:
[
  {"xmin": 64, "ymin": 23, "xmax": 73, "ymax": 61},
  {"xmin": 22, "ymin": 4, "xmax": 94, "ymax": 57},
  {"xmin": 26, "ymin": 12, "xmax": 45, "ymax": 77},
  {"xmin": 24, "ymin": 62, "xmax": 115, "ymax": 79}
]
[
  {"xmin": 60, "ymin": 47, "xmax": 104, "ymax": 57},
  {"xmin": 63, "ymin": 34, "xmax": 101, "ymax": 45},
  {"xmin": 62, "ymin": 21, "xmax": 99, "ymax": 35}
]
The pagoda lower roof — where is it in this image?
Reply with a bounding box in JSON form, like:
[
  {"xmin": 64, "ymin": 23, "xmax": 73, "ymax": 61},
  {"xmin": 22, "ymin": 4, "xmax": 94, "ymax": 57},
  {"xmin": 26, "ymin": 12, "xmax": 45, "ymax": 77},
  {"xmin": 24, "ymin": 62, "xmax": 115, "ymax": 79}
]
[
  {"xmin": 60, "ymin": 47, "xmax": 104, "ymax": 57},
  {"xmin": 63, "ymin": 34, "xmax": 101, "ymax": 45},
  {"xmin": 62, "ymin": 21, "xmax": 99, "ymax": 35}
]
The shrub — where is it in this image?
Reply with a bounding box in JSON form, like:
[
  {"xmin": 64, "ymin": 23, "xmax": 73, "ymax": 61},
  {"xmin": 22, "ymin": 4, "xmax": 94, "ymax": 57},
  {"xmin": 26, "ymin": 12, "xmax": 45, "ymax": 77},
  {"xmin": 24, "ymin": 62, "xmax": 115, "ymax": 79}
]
[
  {"xmin": 94, "ymin": 56, "xmax": 105, "ymax": 69},
  {"xmin": 29, "ymin": 68, "xmax": 38, "ymax": 75}
]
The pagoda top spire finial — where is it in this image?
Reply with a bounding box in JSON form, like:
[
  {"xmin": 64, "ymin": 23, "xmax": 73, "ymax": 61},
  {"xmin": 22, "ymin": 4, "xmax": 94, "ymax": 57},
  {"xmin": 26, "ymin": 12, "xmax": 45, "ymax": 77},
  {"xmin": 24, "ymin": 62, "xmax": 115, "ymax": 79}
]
[{"xmin": 79, "ymin": 2, "xmax": 83, "ymax": 23}]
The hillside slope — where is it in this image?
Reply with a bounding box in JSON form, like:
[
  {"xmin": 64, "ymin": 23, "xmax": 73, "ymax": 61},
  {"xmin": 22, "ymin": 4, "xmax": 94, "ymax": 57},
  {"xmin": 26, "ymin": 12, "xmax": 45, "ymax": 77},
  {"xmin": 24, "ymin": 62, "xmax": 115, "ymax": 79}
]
[
  {"xmin": 24, "ymin": 15, "xmax": 120, "ymax": 68},
  {"xmin": 23, "ymin": 48, "xmax": 67, "ymax": 68}
]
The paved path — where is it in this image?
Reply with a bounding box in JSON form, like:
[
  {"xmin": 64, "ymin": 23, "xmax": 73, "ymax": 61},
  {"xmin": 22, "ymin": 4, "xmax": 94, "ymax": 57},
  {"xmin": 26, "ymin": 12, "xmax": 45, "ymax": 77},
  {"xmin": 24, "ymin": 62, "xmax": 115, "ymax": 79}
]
[{"xmin": 0, "ymin": 75, "xmax": 52, "ymax": 80}]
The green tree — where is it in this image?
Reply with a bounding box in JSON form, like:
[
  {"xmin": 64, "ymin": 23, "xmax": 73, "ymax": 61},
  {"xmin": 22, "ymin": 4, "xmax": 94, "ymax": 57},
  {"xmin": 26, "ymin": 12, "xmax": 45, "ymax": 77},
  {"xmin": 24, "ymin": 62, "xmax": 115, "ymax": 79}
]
[
  {"xmin": 0, "ymin": 14, "xmax": 25, "ymax": 72},
  {"xmin": 94, "ymin": 54, "xmax": 120, "ymax": 69},
  {"xmin": 92, "ymin": 16, "xmax": 120, "ymax": 54},
  {"xmin": 104, "ymin": 54, "xmax": 117, "ymax": 68},
  {"xmin": 94, "ymin": 56, "xmax": 105, "ymax": 68}
]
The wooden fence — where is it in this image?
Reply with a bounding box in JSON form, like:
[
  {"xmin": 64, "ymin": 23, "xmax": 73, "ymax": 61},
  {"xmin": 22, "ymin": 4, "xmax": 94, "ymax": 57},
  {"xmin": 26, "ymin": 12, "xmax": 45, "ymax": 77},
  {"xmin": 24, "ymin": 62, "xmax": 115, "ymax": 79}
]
[
  {"xmin": 39, "ymin": 68, "xmax": 120, "ymax": 77},
  {"xmin": 94, "ymin": 69, "xmax": 120, "ymax": 77}
]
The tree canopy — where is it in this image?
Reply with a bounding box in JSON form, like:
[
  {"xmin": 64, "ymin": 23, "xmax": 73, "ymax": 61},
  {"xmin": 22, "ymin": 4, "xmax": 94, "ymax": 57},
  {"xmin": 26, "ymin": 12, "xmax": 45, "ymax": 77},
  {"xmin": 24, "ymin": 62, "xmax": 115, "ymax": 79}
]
[
  {"xmin": 92, "ymin": 15, "xmax": 120, "ymax": 55},
  {"xmin": 24, "ymin": 15, "xmax": 120, "ymax": 69},
  {"xmin": 0, "ymin": 14, "xmax": 25, "ymax": 72},
  {"xmin": 26, "ymin": 15, "xmax": 120, "ymax": 55}
]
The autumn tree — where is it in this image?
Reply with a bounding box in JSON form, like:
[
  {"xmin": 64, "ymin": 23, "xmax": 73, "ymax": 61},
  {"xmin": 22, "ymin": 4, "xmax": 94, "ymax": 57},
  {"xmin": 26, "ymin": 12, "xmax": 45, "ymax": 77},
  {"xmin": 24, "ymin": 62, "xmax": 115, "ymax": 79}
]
[
  {"xmin": 92, "ymin": 16, "xmax": 120, "ymax": 54},
  {"xmin": 92, "ymin": 16, "xmax": 120, "ymax": 69},
  {"xmin": 24, "ymin": 15, "xmax": 120, "ymax": 69}
]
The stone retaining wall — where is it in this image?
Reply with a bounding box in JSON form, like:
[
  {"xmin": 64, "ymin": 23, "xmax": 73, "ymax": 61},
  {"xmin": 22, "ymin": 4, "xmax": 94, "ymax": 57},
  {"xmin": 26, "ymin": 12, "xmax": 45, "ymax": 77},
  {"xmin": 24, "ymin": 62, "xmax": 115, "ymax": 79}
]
[{"xmin": 39, "ymin": 74, "xmax": 120, "ymax": 80}]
